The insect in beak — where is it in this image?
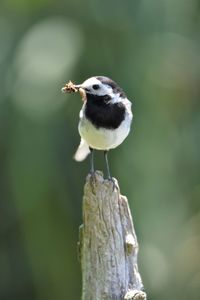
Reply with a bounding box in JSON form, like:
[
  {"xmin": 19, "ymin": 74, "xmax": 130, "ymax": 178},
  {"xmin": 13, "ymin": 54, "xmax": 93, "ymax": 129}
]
[{"xmin": 61, "ymin": 81, "xmax": 87, "ymax": 102}]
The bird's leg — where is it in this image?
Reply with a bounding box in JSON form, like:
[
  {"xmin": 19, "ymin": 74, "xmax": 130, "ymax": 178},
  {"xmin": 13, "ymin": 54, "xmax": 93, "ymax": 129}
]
[
  {"xmin": 89, "ymin": 147, "xmax": 96, "ymax": 187},
  {"xmin": 104, "ymin": 150, "xmax": 111, "ymax": 179},
  {"xmin": 104, "ymin": 150, "xmax": 117, "ymax": 191},
  {"xmin": 89, "ymin": 147, "xmax": 94, "ymax": 174}
]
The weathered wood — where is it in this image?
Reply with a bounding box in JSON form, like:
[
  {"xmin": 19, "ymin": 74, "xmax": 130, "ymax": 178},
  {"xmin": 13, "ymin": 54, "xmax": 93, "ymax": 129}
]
[{"xmin": 79, "ymin": 171, "xmax": 146, "ymax": 300}]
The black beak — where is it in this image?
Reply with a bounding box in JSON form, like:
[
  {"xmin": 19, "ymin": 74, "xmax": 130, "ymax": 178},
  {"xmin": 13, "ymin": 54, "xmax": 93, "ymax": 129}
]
[
  {"xmin": 74, "ymin": 85, "xmax": 90, "ymax": 92},
  {"xmin": 73, "ymin": 84, "xmax": 82, "ymax": 90}
]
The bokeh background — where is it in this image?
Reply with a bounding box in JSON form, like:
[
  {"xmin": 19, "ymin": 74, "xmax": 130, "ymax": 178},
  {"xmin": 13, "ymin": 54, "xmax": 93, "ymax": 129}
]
[{"xmin": 1, "ymin": 0, "xmax": 200, "ymax": 299}]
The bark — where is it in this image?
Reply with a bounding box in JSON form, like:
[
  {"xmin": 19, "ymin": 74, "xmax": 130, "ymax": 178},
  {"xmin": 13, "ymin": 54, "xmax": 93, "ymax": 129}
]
[{"xmin": 78, "ymin": 171, "xmax": 146, "ymax": 300}]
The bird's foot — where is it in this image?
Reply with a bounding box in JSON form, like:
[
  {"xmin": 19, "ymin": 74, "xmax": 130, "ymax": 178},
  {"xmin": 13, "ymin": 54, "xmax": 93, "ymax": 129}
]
[
  {"xmin": 89, "ymin": 170, "xmax": 96, "ymax": 186},
  {"xmin": 107, "ymin": 176, "xmax": 118, "ymax": 192}
]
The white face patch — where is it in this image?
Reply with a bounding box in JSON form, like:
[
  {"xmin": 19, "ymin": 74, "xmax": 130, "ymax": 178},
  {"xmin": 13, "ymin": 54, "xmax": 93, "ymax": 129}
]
[{"xmin": 81, "ymin": 77, "xmax": 113, "ymax": 97}]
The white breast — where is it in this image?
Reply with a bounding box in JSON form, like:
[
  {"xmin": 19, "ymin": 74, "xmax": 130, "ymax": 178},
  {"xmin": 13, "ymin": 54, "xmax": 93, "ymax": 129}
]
[{"xmin": 78, "ymin": 99, "xmax": 133, "ymax": 151}]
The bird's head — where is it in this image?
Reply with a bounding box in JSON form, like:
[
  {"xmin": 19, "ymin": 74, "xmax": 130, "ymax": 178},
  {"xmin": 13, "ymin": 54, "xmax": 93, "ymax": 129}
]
[
  {"xmin": 75, "ymin": 76, "xmax": 126, "ymax": 101},
  {"xmin": 62, "ymin": 76, "xmax": 127, "ymax": 103},
  {"xmin": 76, "ymin": 77, "xmax": 113, "ymax": 97}
]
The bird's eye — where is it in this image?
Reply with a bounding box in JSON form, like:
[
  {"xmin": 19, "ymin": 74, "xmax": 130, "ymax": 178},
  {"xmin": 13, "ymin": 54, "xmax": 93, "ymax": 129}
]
[{"xmin": 92, "ymin": 84, "xmax": 100, "ymax": 90}]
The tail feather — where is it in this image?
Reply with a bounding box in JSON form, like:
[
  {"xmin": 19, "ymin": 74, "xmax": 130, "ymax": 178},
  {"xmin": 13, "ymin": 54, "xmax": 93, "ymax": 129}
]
[{"xmin": 74, "ymin": 139, "xmax": 90, "ymax": 161}]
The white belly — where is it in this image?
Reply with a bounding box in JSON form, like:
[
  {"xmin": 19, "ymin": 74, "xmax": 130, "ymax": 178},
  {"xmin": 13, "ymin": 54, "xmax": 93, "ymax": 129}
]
[{"xmin": 78, "ymin": 107, "xmax": 132, "ymax": 150}]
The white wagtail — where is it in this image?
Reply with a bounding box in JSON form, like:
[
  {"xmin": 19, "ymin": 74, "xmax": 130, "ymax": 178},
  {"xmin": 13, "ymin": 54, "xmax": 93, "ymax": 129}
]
[{"xmin": 62, "ymin": 76, "xmax": 133, "ymax": 185}]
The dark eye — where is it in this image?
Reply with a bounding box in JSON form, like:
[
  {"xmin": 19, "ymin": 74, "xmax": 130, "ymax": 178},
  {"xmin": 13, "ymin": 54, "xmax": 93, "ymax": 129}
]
[{"xmin": 92, "ymin": 84, "xmax": 100, "ymax": 90}]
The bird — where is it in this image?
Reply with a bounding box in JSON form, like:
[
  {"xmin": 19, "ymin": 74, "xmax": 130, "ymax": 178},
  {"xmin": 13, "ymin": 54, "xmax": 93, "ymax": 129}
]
[{"xmin": 62, "ymin": 76, "xmax": 133, "ymax": 186}]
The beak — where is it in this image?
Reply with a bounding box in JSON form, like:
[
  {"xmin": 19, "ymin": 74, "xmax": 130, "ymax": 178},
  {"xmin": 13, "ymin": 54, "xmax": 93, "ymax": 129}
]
[{"xmin": 73, "ymin": 84, "xmax": 82, "ymax": 89}]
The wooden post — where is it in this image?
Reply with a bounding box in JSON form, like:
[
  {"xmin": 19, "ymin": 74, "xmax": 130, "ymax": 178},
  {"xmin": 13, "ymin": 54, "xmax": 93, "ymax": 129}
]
[{"xmin": 78, "ymin": 171, "xmax": 147, "ymax": 300}]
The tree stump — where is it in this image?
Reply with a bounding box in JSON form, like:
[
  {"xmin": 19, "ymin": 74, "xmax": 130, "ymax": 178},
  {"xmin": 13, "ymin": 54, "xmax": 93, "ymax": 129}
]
[{"xmin": 78, "ymin": 171, "xmax": 146, "ymax": 300}]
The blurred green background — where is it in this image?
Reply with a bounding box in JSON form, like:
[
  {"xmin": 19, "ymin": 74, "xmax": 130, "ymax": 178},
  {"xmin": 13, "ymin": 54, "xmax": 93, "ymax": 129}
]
[{"xmin": 1, "ymin": 0, "xmax": 200, "ymax": 299}]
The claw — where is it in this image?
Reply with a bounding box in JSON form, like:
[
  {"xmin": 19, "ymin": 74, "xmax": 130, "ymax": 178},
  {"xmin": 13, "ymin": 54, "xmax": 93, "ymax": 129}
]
[{"xmin": 108, "ymin": 177, "xmax": 118, "ymax": 191}]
